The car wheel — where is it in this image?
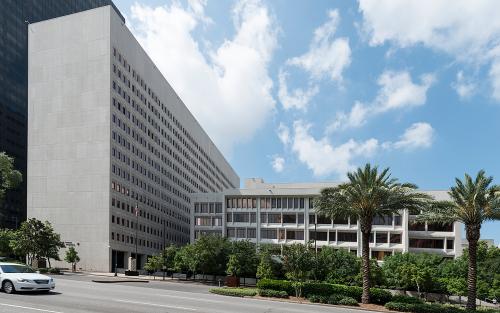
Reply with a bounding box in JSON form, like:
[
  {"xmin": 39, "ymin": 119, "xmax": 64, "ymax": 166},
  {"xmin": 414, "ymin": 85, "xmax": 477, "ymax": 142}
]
[{"xmin": 3, "ymin": 281, "xmax": 15, "ymax": 294}]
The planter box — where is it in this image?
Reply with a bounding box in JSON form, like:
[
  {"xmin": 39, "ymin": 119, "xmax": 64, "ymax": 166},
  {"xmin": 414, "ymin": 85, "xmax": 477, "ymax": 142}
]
[{"xmin": 226, "ymin": 276, "xmax": 239, "ymax": 287}]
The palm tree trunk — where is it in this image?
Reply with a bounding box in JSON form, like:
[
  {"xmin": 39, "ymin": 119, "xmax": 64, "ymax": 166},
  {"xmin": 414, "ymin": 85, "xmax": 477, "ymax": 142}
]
[
  {"xmin": 466, "ymin": 237, "xmax": 478, "ymax": 310},
  {"xmin": 361, "ymin": 231, "xmax": 371, "ymax": 304}
]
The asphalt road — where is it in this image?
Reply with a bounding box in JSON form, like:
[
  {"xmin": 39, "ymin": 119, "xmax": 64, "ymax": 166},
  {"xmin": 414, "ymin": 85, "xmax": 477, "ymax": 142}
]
[{"xmin": 0, "ymin": 274, "xmax": 374, "ymax": 313}]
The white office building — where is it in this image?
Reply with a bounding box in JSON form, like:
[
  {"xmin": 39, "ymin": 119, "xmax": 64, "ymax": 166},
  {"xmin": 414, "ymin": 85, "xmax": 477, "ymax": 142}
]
[
  {"xmin": 27, "ymin": 6, "xmax": 239, "ymax": 271},
  {"xmin": 191, "ymin": 178, "xmax": 463, "ymax": 260}
]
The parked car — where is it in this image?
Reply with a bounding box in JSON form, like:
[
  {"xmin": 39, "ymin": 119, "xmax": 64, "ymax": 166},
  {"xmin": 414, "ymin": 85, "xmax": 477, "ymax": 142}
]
[{"xmin": 0, "ymin": 263, "xmax": 55, "ymax": 294}]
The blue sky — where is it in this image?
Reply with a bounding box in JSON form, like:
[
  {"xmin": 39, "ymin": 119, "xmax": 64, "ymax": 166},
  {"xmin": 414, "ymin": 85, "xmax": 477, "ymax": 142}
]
[{"xmin": 113, "ymin": 0, "xmax": 500, "ymax": 243}]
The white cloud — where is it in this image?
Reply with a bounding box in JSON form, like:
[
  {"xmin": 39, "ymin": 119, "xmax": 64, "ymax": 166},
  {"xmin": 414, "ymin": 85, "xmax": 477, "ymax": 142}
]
[
  {"xmin": 129, "ymin": 0, "xmax": 277, "ymax": 154},
  {"xmin": 277, "ymin": 122, "xmax": 290, "ymax": 146},
  {"xmin": 271, "ymin": 155, "xmax": 285, "ymax": 173},
  {"xmin": 358, "ymin": 0, "xmax": 500, "ymax": 100},
  {"xmin": 287, "ymin": 10, "xmax": 351, "ymax": 82},
  {"xmin": 278, "ymin": 70, "xmax": 319, "ymax": 110},
  {"xmin": 329, "ymin": 70, "xmax": 435, "ymax": 131},
  {"xmin": 452, "ymin": 71, "xmax": 476, "ymax": 99},
  {"xmin": 384, "ymin": 122, "xmax": 434, "ymax": 150},
  {"xmin": 291, "ymin": 120, "xmax": 378, "ymax": 177}
]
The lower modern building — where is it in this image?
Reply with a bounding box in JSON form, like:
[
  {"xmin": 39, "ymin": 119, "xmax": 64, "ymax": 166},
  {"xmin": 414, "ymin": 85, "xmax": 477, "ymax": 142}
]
[
  {"xmin": 191, "ymin": 178, "xmax": 463, "ymax": 260},
  {"xmin": 27, "ymin": 6, "xmax": 239, "ymax": 272}
]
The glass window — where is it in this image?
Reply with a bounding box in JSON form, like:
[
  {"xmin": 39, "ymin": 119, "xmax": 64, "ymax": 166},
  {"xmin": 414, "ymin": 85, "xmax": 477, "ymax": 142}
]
[
  {"xmin": 308, "ymin": 214, "xmax": 316, "ymax": 224},
  {"xmin": 261, "ymin": 228, "xmax": 277, "ymax": 239},
  {"xmin": 299, "ymin": 198, "xmax": 304, "ymax": 209},
  {"xmin": 409, "ymin": 221, "xmax": 426, "ymax": 231},
  {"xmin": 446, "ymin": 239, "xmax": 454, "ymax": 249},
  {"xmin": 298, "ymin": 214, "xmax": 304, "ymax": 224},
  {"xmin": 283, "ymin": 214, "xmax": 296, "ymax": 224},
  {"xmin": 337, "ymin": 232, "xmax": 357, "ymax": 242},
  {"xmin": 271, "ymin": 198, "xmax": 277, "ymax": 209},
  {"xmin": 260, "ymin": 213, "xmax": 267, "ymax": 223},
  {"xmin": 277, "ymin": 198, "xmax": 282, "ymax": 208},
  {"xmin": 226, "ymin": 213, "xmax": 232, "ymax": 223},
  {"xmin": 268, "ymin": 213, "xmax": 281, "ymax": 223},
  {"xmin": 226, "ymin": 228, "xmax": 236, "ymax": 238},
  {"xmin": 394, "ymin": 215, "xmax": 402, "ymax": 226},
  {"xmin": 409, "ymin": 238, "xmax": 444, "ymax": 249},
  {"xmin": 250, "ymin": 213, "xmax": 256, "ymax": 223},
  {"xmin": 333, "ymin": 216, "xmax": 348, "ymax": 224},
  {"xmin": 317, "ymin": 215, "xmax": 331, "ymax": 224},
  {"xmin": 376, "ymin": 232, "xmax": 388, "ymax": 244},
  {"xmin": 309, "ymin": 231, "xmax": 327, "ymax": 241},
  {"xmin": 390, "ymin": 233, "xmax": 402, "ymax": 244},
  {"xmin": 278, "ymin": 229, "xmax": 286, "ymax": 240},
  {"xmin": 247, "ymin": 228, "xmax": 256, "ymax": 238},
  {"xmin": 428, "ymin": 223, "xmax": 453, "ymax": 232},
  {"xmin": 373, "ymin": 215, "xmax": 393, "ymax": 225}
]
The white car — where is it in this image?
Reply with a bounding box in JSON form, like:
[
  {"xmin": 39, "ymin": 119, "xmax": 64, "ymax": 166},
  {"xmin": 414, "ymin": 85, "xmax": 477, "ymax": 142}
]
[{"xmin": 0, "ymin": 263, "xmax": 55, "ymax": 294}]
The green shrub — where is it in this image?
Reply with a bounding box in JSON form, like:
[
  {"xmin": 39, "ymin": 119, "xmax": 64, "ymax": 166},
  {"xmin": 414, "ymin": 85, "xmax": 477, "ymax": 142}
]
[
  {"xmin": 302, "ymin": 282, "xmax": 362, "ymax": 300},
  {"xmin": 391, "ymin": 295, "xmax": 424, "ymax": 304},
  {"xmin": 308, "ymin": 294, "xmax": 321, "ymax": 303},
  {"xmin": 258, "ymin": 289, "xmax": 288, "ymax": 298},
  {"xmin": 385, "ymin": 301, "xmax": 464, "ymax": 313},
  {"xmin": 209, "ymin": 287, "xmax": 257, "ymax": 297},
  {"xmin": 338, "ymin": 296, "xmax": 359, "ymax": 306},
  {"xmin": 48, "ymin": 268, "xmax": 61, "ymax": 274},
  {"xmin": 257, "ymin": 279, "xmax": 294, "ymax": 295},
  {"xmin": 370, "ymin": 288, "xmax": 393, "ymax": 304},
  {"xmin": 38, "ymin": 268, "xmax": 48, "ymax": 274},
  {"xmin": 327, "ymin": 294, "xmax": 344, "ymax": 305}
]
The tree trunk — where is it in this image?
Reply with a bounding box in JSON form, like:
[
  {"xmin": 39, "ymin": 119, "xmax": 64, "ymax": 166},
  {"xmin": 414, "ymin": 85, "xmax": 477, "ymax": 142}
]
[
  {"xmin": 47, "ymin": 258, "xmax": 51, "ymax": 269},
  {"xmin": 466, "ymin": 224, "xmax": 480, "ymax": 311},
  {"xmin": 361, "ymin": 230, "xmax": 371, "ymax": 304}
]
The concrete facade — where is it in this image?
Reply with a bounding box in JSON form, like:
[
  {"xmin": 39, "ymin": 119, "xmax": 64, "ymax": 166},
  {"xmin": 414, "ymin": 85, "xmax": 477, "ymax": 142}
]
[
  {"xmin": 28, "ymin": 6, "xmax": 238, "ymax": 272},
  {"xmin": 192, "ymin": 179, "xmax": 463, "ymax": 260}
]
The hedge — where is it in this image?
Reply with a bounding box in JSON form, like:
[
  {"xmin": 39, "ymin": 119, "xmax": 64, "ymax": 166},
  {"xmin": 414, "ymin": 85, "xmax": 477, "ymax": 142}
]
[
  {"xmin": 209, "ymin": 287, "xmax": 257, "ymax": 297},
  {"xmin": 385, "ymin": 301, "xmax": 464, "ymax": 313},
  {"xmin": 256, "ymin": 279, "xmax": 294, "ymax": 295},
  {"xmin": 390, "ymin": 295, "xmax": 424, "ymax": 304},
  {"xmin": 258, "ymin": 280, "xmax": 392, "ymax": 304},
  {"xmin": 258, "ymin": 289, "xmax": 289, "ymax": 298}
]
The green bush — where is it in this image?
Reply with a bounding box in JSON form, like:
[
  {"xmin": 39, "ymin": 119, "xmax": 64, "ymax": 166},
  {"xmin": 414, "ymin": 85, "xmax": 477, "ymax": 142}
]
[
  {"xmin": 327, "ymin": 294, "xmax": 344, "ymax": 305},
  {"xmin": 257, "ymin": 279, "xmax": 294, "ymax": 295},
  {"xmin": 209, "ymin": 287, "xmax": 257, "ymax": 297},
  {"xmin": 38, "ymin": 268, "xmax": 48, "ymax": 274},
  {"xmin": 258, "ymin": 289, "xmax": 288, "ymax": 298},
  {"xmin": 48, "ymin": 268, "xmax": 61, "ymax": 274},
  {"xmin": 307, "ymin": 294, "xmax": 321, "ymax": 303},
  {"xmin": 338, "ymin": 296, "xmax": 359, "ymax": 306},
  {"xmin": 370, "ymin": 288, "xmax": 393, "ymax": 304},
  {"xmin": 302, "ymin": 282, "xmax": 362, "ymax": 300},
  {"xmin": 385, "ymin": 301, "xmax": 464, "ymax": 313},
  {"xmin": 391, "ymin": 295, "xmax": 424, "ymax": 304}
]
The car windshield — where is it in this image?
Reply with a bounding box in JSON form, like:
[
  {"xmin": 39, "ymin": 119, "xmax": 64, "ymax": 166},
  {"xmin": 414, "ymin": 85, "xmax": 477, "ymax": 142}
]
[{"xmin": 0, "ymin": 264, "xmax": 36, "ymax": 273}]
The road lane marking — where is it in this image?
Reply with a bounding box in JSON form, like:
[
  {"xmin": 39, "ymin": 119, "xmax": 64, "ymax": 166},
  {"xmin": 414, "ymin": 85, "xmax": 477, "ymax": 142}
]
[
  {"xmin": 114, "ymin": 299, "xmax": 197, "ymax": 311},
  {"xmin": 0, "ymin": 303, "xmax": 64, "ymax": 313}
]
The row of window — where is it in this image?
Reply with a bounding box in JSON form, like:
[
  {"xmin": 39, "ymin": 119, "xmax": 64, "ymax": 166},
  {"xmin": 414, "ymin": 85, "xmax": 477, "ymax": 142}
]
[
  {"xmin": 409, "ymin": 238, "xmax": 454, "ymax": 249},
  {"xmin": 194, "ymin": 202, "xmax": 223, "ymax": 214},
  {"xmin": 194, "ymin": 216, "xmax": 222, "ymax": 227},
  {"xmin": 226, "ymin": 197, "xmax": 306, "ymax": 209},
  {"xmin": 111, "ymin": 231, "xmax": 163, "ymax": 249},
  {"xmin": 409, "ymin": 221, "xmax": 454, "ymax": 232}
]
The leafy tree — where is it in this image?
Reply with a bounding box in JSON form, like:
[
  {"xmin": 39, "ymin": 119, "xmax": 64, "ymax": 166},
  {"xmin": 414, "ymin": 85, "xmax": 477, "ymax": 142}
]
[
  {"xmin": 9, "ymin": 218, "xmax": 64, "ymax": 266},
  {"xmin": 0, "ymin": 228, "xmax": 15, "ymax": 256},
  {"xmin": 174, "ymin": 244, "xmax": 198, "ymax": 275},
  {"xmin": 0, "ymin": 152, "xmax": 22, "ymax": 205},
  {"xmin": 315, "ymin": 164, "xmax": 431, "ymax": 303},
  {"xmin": 314, "ymin": 247, "xmax": 360, "ymax": 285},
  {"xmin": 64, "ymin": 247, "xmax": 80, "ymax": 272},
  {"xmin": 144, "ymin": 254, "xmax": 163, "ymax": 275},
  {"xmin": 162, "ymin": 244, "xmax": 178, "ymax": 271},
  {"xmin": 192, "ymin": 234, "xmax": 231, "ymax": 276},
  {"xmin": 282, "ymin": 243, "xmax": 313, "ymax": 297},
  {"xmin": 418, "ymin": 170, "xmax": 500, "ymax": 310},
  {"xmin": 226, "ymin": 240, "xmax": 257, "ymax": 277}
]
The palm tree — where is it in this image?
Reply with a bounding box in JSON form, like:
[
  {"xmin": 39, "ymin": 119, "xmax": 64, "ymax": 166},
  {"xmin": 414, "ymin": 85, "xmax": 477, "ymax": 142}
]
[
  {"xmin": 314, "ymin": 164, "xmax": 432, "ymax": 304},
  {"xmin": 418, "ymin": 170, "xmax": 500, "ymax": 310}
]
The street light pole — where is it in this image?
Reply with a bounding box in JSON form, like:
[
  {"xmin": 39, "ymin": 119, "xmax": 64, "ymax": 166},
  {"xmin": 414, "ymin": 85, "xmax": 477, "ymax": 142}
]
[
  {"xmin": 114, "ymin": 249, "xmax": 118, "ymax": 277},
  {"xmin": 162, "ymin": 219, "xmax": 166, "ymax": 281}
]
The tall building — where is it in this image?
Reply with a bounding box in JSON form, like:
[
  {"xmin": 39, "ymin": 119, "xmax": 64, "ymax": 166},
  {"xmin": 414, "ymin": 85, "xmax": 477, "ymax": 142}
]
[
  {"xmin": 0, "ymin": 0, "xmax": 125, "ymax": 229},
  {"xmin": 192, "ymin": 178, "xmax": 463, "ymax": 260},
  {"xmin": 27, "ymin": 6, "xmax": 239, "ymax": 271}
]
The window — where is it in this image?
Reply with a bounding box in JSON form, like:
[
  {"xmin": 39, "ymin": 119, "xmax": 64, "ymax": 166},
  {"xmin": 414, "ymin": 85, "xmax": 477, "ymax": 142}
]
[
  {"xmin": 226, "ymin": 213, "xmax": 232, "ymax": 223},
  {"xmin": 428, "ymin": 223, "xmax": 453, "ymax": 232},
  {"xmin": 308, "ymin": 214, "xmax": 315, "ymax": 224},
  {"xmin": 333, "ymin": 216, "xmax": 348, "ymax": 225},
  {"xmin": 298, "ymin": 214, "xmax": 304, "ymax": 224},
  {"xmin": 278, "ymin": 229, "xmax": 286, "ymax": 240},
  {"xmin": 286, "ymin": 230, "xmax": 304, "ymax": 240},
  {"xmin": 261, "ymin": 228, "xmax": 277, "ymax": 239},
  {"xmin": 373, "ymin": 215, "xmax": 393, "ymax": 226},
  {"xmin": 446, "ymin": 239, "xmax": 454, "ymax": 250},
  {"xmin": 283, "ymin": 214, "xmax": 296, "ymax": 224},
  {"xmin": 233, "ymin": 213, "xmax": 249, "ymax": 223},
  {"xmin": 390, "ymin": 233, "xmax": 402, "ymax": 244},
  {"xmin": 371, "ymin": 250, "xmax": 392, "ymax": 261},
  {"xmin": 195, "ymin": 217, "xmax": 211, "ymax": 226},
  {"xmin": 409, "ymin": 238, "xmax": 444, "ymax": 249},
  {"xmin": 260, "ymin": 213, "xmax": 267, "ymax": 223},
  {"xmin": 250, "ymin": 213, "xmax": 256, "ymax": 223},
  {"xmin": 309, "ymin": 231, "xmax": 327, "ymax": 241},
  {"xmin": 409, "ymin": 221, "xmax": 425, "ymax": 231},
  {"xmin": 337, "ymin": 231, "xmax": 357, "ymax": 242},
  {"xmin": 236, "ymin": 228, "xmax": 246, "ymax": 238},
  {"xmin": 247, "ymin": 228, "xmax": 256, "ymax": 238},
  {"xmin": 317, "ymin": 215, "xmax": 331, "ymax": 224},
  {"xmin": 227, "ymin": 228, "xmax": 236, "ymax": 238},
  {"xmin": 394, "ymin": 215, "xmax": 402, "ymax": 226},
  {"xmin": 376, "ymin": 232, "xmax": 388, "ymax": 244},
  {"xmin": 268, "ymin": 213, "xmax": 281, "ymax": 223}
]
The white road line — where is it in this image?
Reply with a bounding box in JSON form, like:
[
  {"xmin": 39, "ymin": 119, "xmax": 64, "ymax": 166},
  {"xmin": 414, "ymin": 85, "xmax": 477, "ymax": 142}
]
[
  {"xmin": 114, "ymin": 299, "xmax": 197, "ymax": 311},
  {"xmin": 0, "ymin": 303, "xmax": 64, "ymax": 313}
]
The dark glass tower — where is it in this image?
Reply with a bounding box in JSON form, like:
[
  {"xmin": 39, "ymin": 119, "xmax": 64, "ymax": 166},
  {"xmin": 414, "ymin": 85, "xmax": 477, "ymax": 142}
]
[{"xmin": 0, "ymin": 0, "xmax": 124, "ymax": 228}]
